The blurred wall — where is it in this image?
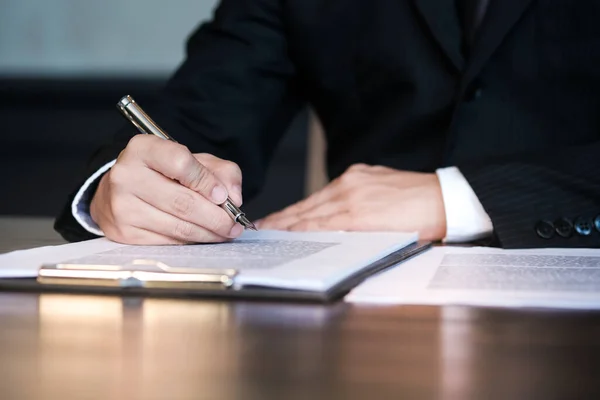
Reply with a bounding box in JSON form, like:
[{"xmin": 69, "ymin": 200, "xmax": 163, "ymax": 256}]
[
  {"xmin": 0, "ymin": 0, "xmax": 218, "ymax": 76},
  {"xmin": 0, "ymin": 0, "xmax": 307, "ymax": 221}
]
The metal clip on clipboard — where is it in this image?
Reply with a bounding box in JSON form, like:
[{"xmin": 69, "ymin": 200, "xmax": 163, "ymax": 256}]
[{"xmin": 37, "ymin": 260, "xmax": 238, "ymax": 290}]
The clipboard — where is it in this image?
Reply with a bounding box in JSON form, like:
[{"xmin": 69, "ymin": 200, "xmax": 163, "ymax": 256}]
[{"xmin": 0, "ymin": 241, "xmax": 431, "ymax": 303}]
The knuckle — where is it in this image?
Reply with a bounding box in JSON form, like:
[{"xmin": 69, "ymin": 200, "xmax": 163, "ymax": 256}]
[
  {"xmin": 371, "ymin": 165, "xmax": 388, "ymax": 173},
  {"xmin": 170, "ymin": 147, "xmax": 194, "ymax": 176},
  {"xmin": 347, "ymin": 163, "xmax": 368, "ymax": 173},
  {"xmin": 188, "ymin": 164, "xmax": 213, "ymax": 192},
  {"xmin": 171, "ymin": 192, "xmax": 196, "ymax": 218},
  {"xmin": 127, "ymin": 134, "xmax": 146, "ymax": 149},
  {"xmin": 223, "ymin": 160, "xmax": 242, "ymax": 176},
  {"xmin": 173, "ymin": 220, "xmax": 195, "ymax": 240}
]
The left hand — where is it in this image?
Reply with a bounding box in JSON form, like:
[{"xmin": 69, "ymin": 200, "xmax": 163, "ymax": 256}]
[{"xmin": 258, "ymin": 164, "xmax": 447, "ymax": 241}]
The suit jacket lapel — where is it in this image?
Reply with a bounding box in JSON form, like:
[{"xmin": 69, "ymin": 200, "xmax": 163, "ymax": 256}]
[
  {"xmin": 412, "ymin": 0, "xmax": 465, "ymax": 72},
  {"xmin": 463, "ymin": 0, "xmax": 534, "ymax": 83}
]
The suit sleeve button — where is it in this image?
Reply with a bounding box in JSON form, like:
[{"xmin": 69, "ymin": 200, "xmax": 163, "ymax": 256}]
[
  {"xmin": 574, "ymin": 217, "xmax": 593, "ymax": 236},
  {"xmin": 535, "ymin": 220, "xmax": 555, "ymax": 239},
  {"xmin": 554, "ymin": 218, "xmax": 573, "ymax": 238},
  {"xmin": 594, "ymin": 215, "xmax": 600, "ymax": 232}
]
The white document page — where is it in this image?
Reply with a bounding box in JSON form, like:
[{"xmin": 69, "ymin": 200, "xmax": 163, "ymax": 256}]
[
  {"xmin": 0, "ymin": 230, "xmax": 417, "ymax": 292},
  {"xmin": 0, "ymin": 239, "xmax": 126, "ymax": 278},
  {"xmin": 346, "ymin": 247, "xmax": 600, "ymax": 309}
]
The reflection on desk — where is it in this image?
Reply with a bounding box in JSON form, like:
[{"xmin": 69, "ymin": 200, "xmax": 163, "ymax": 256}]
[{"xmin": 0, "ymin": 292, "xmax": 598, "ymax": 400}]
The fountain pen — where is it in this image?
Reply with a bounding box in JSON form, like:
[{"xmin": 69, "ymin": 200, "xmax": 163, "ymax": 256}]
[{"xmin": 116, "ymin": 95, "xmax": 257, "ymax": 231}]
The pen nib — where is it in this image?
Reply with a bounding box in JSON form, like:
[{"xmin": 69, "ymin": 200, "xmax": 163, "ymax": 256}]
[{"xmin": 238, "ymin": 215, "xmax": 258, "ymax": 231}]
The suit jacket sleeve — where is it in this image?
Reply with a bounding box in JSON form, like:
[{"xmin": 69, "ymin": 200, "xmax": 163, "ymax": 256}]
[
  {"xmin": 55, "ymin": 0, "xmax": 303, "ymax": 242},
  {"xmin": 459, "ymin": 140, "xmax": 600, "ymax": 249}
]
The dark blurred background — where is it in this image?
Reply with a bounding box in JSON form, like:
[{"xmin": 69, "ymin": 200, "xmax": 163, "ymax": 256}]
[{"xmin": 0, "ymin": 0, "xmax": 309, "ymax": 223}]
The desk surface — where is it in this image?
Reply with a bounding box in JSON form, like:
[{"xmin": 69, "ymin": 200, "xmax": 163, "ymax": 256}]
[{"xmin": 1, "ymin": 217, "xmax": 599, "ymax": 400}]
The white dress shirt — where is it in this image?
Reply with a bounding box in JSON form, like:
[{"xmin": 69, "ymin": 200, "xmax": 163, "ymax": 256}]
[
  {"xmin": 72, "ymin": 162, "xmax": 493, "ymax": 242},
  {"xmin": 436, "ymin": 166, "xmax": 493, "ymax": 242},
  {"xmin": 71, "ymin": 160, "xmax": 115, "ymax": 237}
]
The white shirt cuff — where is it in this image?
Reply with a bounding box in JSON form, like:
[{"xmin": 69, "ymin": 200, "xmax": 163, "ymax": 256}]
[
  {"xmin": 436, "ymin": 166, "xmax": 493, "ymax": 243},
  {"xmin": 71, "ymin": 160, "xmax": 116, "ymax": 237}
]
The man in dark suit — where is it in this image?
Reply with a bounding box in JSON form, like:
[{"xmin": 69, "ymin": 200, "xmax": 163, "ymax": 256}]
[{"xmin": 55, "ymin": 0, "xmax": 600, "ymax": 249}]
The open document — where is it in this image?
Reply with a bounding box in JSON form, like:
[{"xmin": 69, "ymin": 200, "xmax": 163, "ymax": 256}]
[
  {"xmin": 0, "ymin": 230, "xmax": 418, "ymax": 294},
  {"xmin": 346, "ymin": 246, "xmax": 600, "ymax": 309}
]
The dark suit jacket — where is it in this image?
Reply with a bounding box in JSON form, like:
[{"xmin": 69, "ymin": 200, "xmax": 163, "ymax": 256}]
[{"xmin": 55, "ymin": 0, "xmax": 600, "ymax": 248}]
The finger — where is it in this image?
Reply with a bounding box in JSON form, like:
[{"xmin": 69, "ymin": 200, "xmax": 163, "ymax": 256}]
[
  {"xmin": 127, "ymin": 199, "xmax": 230, "ymax": 243},
  {"xmin": 260, "ymin": 184, "xmax": 340, "ymax": 227},
  {"xmin": 127, "ymin": 166, "xmax": 242, "ymax": 239},
  {"xmin": 259, "ymin": 201, "xmax": 316, "ymax": 230},
  {"xmin": 123, "ymin": 135, "xmax": 229, "ymax": 205},
  {"xmin": 268, "ymin": 166, "xmax": 369, "ymax": 227},
  {"xmin": 286, "ymin": 212, "xmax": 354, "ymax": 232},
  {"xmin": 260, "ymin": 200, "xmax": 343, "ymax": 230},
  {"xmin": 283, "ymin": 186, "xmax": 336, "ymax": 216},
  {"xmin": 193, "ymin": 153, "xmax": 243, "ymax": 206}
]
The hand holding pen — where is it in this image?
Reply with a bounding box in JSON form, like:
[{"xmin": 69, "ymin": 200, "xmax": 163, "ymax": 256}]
[{"xmin": 88, "ymin": 96, "xmax": 255, "ymax": 245}]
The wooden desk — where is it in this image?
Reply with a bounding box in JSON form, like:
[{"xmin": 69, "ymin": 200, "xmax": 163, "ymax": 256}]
[{"xmin": 0, "ymin": 218, "xmax": 599, "ymax": 399}]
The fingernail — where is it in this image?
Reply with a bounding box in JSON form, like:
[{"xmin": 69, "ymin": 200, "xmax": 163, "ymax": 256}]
[
  {"xmin": 211, "ymin": 186, "xmax": 228, "ymax": 204},
  {"xmin": 229, "ymin": 223, "xmax": 244, "ymax": 238}
]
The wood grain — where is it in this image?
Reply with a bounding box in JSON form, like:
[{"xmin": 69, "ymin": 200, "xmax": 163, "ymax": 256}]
[{"xmin": 0, "ymin": 293, "xmax": 598, "ymax": 400}]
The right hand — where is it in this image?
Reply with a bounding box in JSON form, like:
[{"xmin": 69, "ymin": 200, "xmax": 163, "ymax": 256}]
[{"xmin": 90, "ymin": 134, "xmax": 244, "ymax": 245}]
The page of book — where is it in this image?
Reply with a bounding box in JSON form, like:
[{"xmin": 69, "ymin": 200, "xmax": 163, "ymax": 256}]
[{"xmin": 346, "ymin": 247, "xmax": 600, "ymax": 309}]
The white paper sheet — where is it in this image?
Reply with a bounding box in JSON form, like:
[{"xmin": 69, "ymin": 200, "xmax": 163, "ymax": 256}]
[
  {"xmin": 346, "ymin": 247, "xmax": 600, "ymax": 309},
  {"xmin": 0, "ymin": 239, "xmax": 126, "ymax": 278},
  {"xmin": 0, "ymin": 230, "xmax": 417, "ymax": 292}
]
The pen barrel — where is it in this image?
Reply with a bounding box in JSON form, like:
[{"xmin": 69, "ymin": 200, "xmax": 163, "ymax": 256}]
[
  {"xmin": 117, "ymin": 95, "xmax": 176, "ymax": 142},
  {"xmin": 222, "ymin": 200, "xmax": 244, "ymax": 223}
]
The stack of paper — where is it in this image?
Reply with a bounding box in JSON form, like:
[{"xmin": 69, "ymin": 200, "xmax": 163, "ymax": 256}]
[
  {"xmin": 0, "ymin": 230, "xmax": 418, "ymax": 293},
  {"xmin": 346, "ymin": 247, "xmax": 600, "ymax": 309}
]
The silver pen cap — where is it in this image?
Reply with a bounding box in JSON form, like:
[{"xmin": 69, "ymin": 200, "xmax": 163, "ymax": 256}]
[{"xmin": 117, "ymin": 95, "xmax": 177, "ymax": 142}]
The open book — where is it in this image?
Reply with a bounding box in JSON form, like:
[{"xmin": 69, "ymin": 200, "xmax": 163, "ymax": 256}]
[{"xmin": 0, "ymin": 230, "xmax": 425, "ymax": 301}]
